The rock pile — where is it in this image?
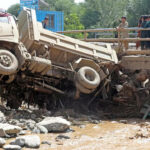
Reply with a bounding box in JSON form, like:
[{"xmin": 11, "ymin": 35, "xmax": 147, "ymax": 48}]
[{"xmin": 0, "ymin": 109, "xmax": 71, "ymax": 149}]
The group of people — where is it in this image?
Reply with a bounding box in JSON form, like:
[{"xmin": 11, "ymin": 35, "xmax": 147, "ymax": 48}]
[
  {"xmin": 117, "ymin": 15, "xmax": 150, "ymax": 50},
  {"xmin": 137, "ymin": 15, "xmax": 150, "ymax": 50}
]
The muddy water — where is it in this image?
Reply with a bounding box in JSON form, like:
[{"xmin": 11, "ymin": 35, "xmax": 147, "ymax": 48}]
[{"xmin": 5, "ymin": 121, "xmax": 150, "ymax": 150}]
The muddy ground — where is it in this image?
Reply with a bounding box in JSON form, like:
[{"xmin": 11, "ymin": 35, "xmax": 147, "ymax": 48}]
[
  {"xmin": 31, "ymin": 120, "xmax": 150, "ymax": 150},
  {"xmin": 0, "ymin": 105, "xmax": 149, "ymax": 150}
]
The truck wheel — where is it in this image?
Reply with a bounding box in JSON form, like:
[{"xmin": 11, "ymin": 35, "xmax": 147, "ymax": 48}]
[
  {"xmin": 76, "ymin": 66, "xmax": 100, "ymax": 89},
  {"xmin": 75, "ymin": 81, "xmax": 94, "ymax": 94},
  {"xmin": 0, "ymin": 50, "xmax": 18, "ymax": 75}
]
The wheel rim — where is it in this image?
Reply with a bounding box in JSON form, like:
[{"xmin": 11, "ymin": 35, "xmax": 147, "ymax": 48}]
[{"xmin": 0, "ymin": 55, "xmax": 12, "ymax": 67}]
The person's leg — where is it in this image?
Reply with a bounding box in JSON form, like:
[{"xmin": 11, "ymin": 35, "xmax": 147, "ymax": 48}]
[
  {"xmin": 147, "ymin": 41, "xmax": 150, "ymax": 49},
  {"xmin": 124, "ymin": 41, "xmax": 128, "ymax": 50},
  {"xmin": 147, "ymin": 31, "xmax": 150, "ymax": 49},
  {"xmin": 141, "ymin": 41, "xmax": 144, "ymax": 50},
  {"xmin": 136, "ymin": 41, "xmax": 140, "ymax": 49}
]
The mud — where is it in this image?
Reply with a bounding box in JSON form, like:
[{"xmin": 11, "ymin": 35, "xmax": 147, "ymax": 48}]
[{"xmin": 3, "ymin": 119, "xmax": 150, "ymax": 150}]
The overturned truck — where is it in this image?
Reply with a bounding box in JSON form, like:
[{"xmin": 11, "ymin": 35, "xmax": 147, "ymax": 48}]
[{"xmin": 0, "ymin": 8, "xmax": 118, "ymax": 108}]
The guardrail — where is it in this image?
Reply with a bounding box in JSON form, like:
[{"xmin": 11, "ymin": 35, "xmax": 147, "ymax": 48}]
[{"xmin": 57, "ymin": 27, "xmax": 150, "ymax": 43}]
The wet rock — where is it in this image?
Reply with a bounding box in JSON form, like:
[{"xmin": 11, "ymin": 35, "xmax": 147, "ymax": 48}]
[
  {"xmin": 18, "ymin": 131, "xmax": 26, "ymax": 136},
  {"xmin": 26, "ymin": 120, "xmax": 36, "ymax": 130},
  {"xmin": 90, "ymin": 120, "xmax": 101, "ymax": 124},
  {"xmin": 0, "ymin": 123, "xmax": 22, "ymax": 135},
  {"xmin": 33, "ymin": 125, "xmax": 48, "ymax": 134},
  {"xmin": 79, "ymin": 125, "xmax": 86, "ymax": 129},
  {"xmin": 31, "ymin": 114, "xmax": 36, "ymax": 120},
  {"xmin": 120, "ymin": 120, "xmax": 127, "ymax": 124},
  {"xmin": 37, "ymin": 125, "xmax": 48, "ymax": 134},
  {"xmin": 37, "ymin": 117, "xmax": 71, "ymax": 132},
  {"xmin": 93, "ymin": 125, "xmax": 100, "ymax": 129},
  {"xmin": 8, "ymin": 120, "xmax": 20, "ymax": 126},
  {"xmin": 0, "ymin": 138, "xmax": 6, "ymax": 147},
  {"xmin": 111, "ymin": 121, "xmax": 118, "ymax": 123},
  {"xmin": 0, "ymin": 129, "xmax": 7, "ymax": 137},
  {"xmin": 41, "ymin": 141, "xmax": 51, "ymax": 145},
  {"xmin": 0, "ymin": 111, "xmax": 5, "ymax": 123},
  {"xmin": 66, "ymin": 128, "xmax": 75, "ymax": 133},
  {"xmin": 56, "ymin": 135, "xmax": 70, "ymax": 140},
  {"xmin": 32, "ymin": 127, "xmax": 40, "ymax": 134},
  {"xmin": 3, "ymin": 145, "xmax": 21, "ymax": 150},
  {"xmin": 12, "ymin": 135, "xmax": 40, "ymax": 148}
]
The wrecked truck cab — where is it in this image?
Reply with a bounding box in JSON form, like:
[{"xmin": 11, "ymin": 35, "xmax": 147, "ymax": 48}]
[
  {"xmin": 0, "ymin": 10, "xmax": 19, "ymax": 82},
  {"xmin": 0, "ymin": 11, "xmax": 19, "ymax": 43},
  {"xmin": 0, "ymin": 10, "xmax": 31, "ymax": 82},
  {"xmin": 17, "ymin": 8, "xmax": 118, "ymax": 96}
]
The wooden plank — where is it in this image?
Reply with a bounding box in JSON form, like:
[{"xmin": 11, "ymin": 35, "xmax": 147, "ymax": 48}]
[
  {"xmin": 57, "ymin": 27, "xmax": 150, "ymax": 34},
  {"xmin": 125, "ymin": 50, "xmax": 150, "ymax": 55},
  {"xmin": 83, "ymin": 38, "xmax": 150, "ymax": 43}
]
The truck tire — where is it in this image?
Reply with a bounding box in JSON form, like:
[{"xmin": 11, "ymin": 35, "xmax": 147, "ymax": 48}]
[
  {"xmin": 75, "ymin": 81, "xmax": 94, "ymax": 94},
  {"xmin": 0, "ymin": 50, "xmax": 18, "ymax": 75},
  {"xmin": 76, "ymin": 66, "xmax": 100, "ymax": 89}
]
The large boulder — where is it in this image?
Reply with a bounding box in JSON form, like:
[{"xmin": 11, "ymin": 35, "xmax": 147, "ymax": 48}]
[
  {"xmin": 12, "ymin": 135, "xmax": 40, "ymax": 148},
  {"xmin": 37, "ymin": 117, "xmax": 71, "ymax": 132},
  {"xmin": 0, "ymin": 123, "xmax": 22, "ymax": 135}
]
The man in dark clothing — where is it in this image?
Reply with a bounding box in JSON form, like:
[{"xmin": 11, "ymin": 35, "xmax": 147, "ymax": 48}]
[
  {"xmin": 42, "ymin": 16, "xmax": 49, "ymax": 29},
  {"xmin": 141, "ymin": 15, "xmax": 148, "ymax": 50},
  {"xmin": 145, "ymin": 15, "xmax": 150, "ymax": 49}
]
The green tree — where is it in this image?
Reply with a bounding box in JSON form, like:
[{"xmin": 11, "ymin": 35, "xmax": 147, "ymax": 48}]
[
  {"xmin": 81, "ymin": 0, "xmax": 129, "ymax": 29},
  {"xmin": 127, "ymin": 0, "xmax": 150, "ymax": 26},
  {"xmin": 65, "ymin": 13, "xmax": 85, "ymax": 38},
  {"xmin": 42, "ymin": 0, "xmax": 76, "ymax": 16},
  {"xmin": 7, "ymin": 4, "xmax": 20, "ymax": 17}
]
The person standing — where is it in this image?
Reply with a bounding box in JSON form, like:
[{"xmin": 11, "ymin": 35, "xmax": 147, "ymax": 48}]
[
  {"xmin": 42, "ymin": 16, "xmax": 49, "ymax": 29},
  {"xmin": 145, "ymin": 15, "xmax": 150, "ymax": 49},
  {"xmin": 117, "ymin": 16, "xmax": 129, "ymax": 50},
  {"xmin": 141, "ymin": 15, "xmax": 148, "ymax": 50}
]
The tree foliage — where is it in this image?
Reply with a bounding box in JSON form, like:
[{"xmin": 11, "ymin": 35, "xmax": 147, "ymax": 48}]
[
  {"xmin": 7, "ymin": 0, "xmax": 150, "ymax": 35},
  {"xmin": 7, "ymin": 4, "xmax": 20, "ymax": 17},
  {"xmin": 127, "ymin": 0, "xmax": 150, "ymax": 26},
  {"xmin": 81, "ymin": 0, "xmax": 129, "ymax": 28},
  {"xmin": 64, "ymin": 13, "xmax": 84, "ymax": 38}
]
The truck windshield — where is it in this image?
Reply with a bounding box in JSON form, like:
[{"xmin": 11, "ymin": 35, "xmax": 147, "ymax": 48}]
[{"xmin": 0, "ymin": 17, "xmax": 9, "ymax": 23}]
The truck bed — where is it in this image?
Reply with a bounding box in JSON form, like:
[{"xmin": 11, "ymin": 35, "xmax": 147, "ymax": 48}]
[{"xmin": 18, "ymin": 8, "xmax": 118, "ymax": 68}]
